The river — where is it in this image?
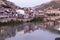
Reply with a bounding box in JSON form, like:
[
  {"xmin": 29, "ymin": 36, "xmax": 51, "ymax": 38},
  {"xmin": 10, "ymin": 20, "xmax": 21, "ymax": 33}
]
[{"xmin": 0, "ymin": 22, "xmax": 60, "ymax": 40}]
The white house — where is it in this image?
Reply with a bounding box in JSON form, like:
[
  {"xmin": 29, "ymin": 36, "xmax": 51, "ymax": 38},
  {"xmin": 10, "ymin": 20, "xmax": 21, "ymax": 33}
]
[
  {"xmin": 46, "ymin": 9, "xmax": 60, "ymax": 14},
  {"xmin": 16, "ymin": 9, "xmax": 25, "ymax": 15},
  {"xmin": 16, "ymin": 9, "xmax": 29, "ymax": 19}
]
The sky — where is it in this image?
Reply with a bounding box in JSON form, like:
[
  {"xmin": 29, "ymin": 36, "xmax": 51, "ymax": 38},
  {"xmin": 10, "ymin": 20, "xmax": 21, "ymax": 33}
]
[{"xmin": 7, "ymin": 0, "xmax": 52, "ymax": 7}]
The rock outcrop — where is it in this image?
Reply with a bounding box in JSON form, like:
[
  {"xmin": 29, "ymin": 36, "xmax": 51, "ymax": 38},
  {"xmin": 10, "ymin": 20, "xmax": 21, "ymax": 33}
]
[{"xmin": 34, "ymin": 0, "xmax": 60, "ymax": 10}]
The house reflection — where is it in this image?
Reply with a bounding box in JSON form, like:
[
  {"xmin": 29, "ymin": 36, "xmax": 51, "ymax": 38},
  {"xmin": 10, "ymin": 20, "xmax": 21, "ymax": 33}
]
[
  {"xmin": 0, "ymin": 22, "xmax": 60, "ymax": 40},
  {"xmin": 15, "ymin": 23, "xmax": 38, "ymax": 34},
  {"xmin": 23, "ymin": 23, "xmax": 38, "ymax": 33}
]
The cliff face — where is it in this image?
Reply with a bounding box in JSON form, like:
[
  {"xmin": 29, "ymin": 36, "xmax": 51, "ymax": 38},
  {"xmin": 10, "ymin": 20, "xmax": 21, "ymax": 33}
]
[{"xmin": 34, "ymin": 0, "xmax": 60, "ymax": 10}]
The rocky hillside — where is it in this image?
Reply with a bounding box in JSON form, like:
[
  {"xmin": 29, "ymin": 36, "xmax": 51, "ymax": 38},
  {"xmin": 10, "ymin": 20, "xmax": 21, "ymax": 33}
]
[
  {"xmin": 34, "ymin": 0, "xmax": 60, "ymax": 10},
  {"xmin": 0, "ymin": 0, "xmax": 20, "ymax": 9}
]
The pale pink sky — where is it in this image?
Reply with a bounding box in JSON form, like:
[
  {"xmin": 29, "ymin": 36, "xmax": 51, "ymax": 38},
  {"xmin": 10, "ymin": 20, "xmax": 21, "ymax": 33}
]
[{"xmin": 7, "ymin": 0, "xmax": 52, "ymax": 7}]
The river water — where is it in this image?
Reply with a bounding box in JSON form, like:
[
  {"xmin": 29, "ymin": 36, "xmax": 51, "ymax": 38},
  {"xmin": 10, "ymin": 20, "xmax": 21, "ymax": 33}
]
[{"xmin": 0, "ymin": 22, "xmax": 60, "ymax": 40}]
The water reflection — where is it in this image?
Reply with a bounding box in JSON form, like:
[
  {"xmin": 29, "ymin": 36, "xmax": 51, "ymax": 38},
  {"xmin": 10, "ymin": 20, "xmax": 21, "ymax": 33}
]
[
  {"xmin": 0, "ymin": 22, "xmax": 60, "ymax": 40},
  {"xmin": 0, "ymin": 26, "xmax": 16, "ymax": 40}
]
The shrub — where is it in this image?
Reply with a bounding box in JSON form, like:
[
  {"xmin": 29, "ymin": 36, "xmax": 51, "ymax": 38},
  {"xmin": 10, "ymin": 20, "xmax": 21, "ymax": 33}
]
[
  {"xmin": 30, "ymin": 17, "xmax": 43, "ymax": 22},
  {"xmin": 1, "ymin": 4, "xmax": 11, "ymax": 8}
]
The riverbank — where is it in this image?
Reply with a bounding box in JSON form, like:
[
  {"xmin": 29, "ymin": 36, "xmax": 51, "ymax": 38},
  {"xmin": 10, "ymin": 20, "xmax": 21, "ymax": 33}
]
[
  {"xmin": 0, "ymin": 20, "xmax": 23, "ymax": 26},
  {"xmin": 0, "ymin": 17, "xmax": 44, "ymax": 26}
]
